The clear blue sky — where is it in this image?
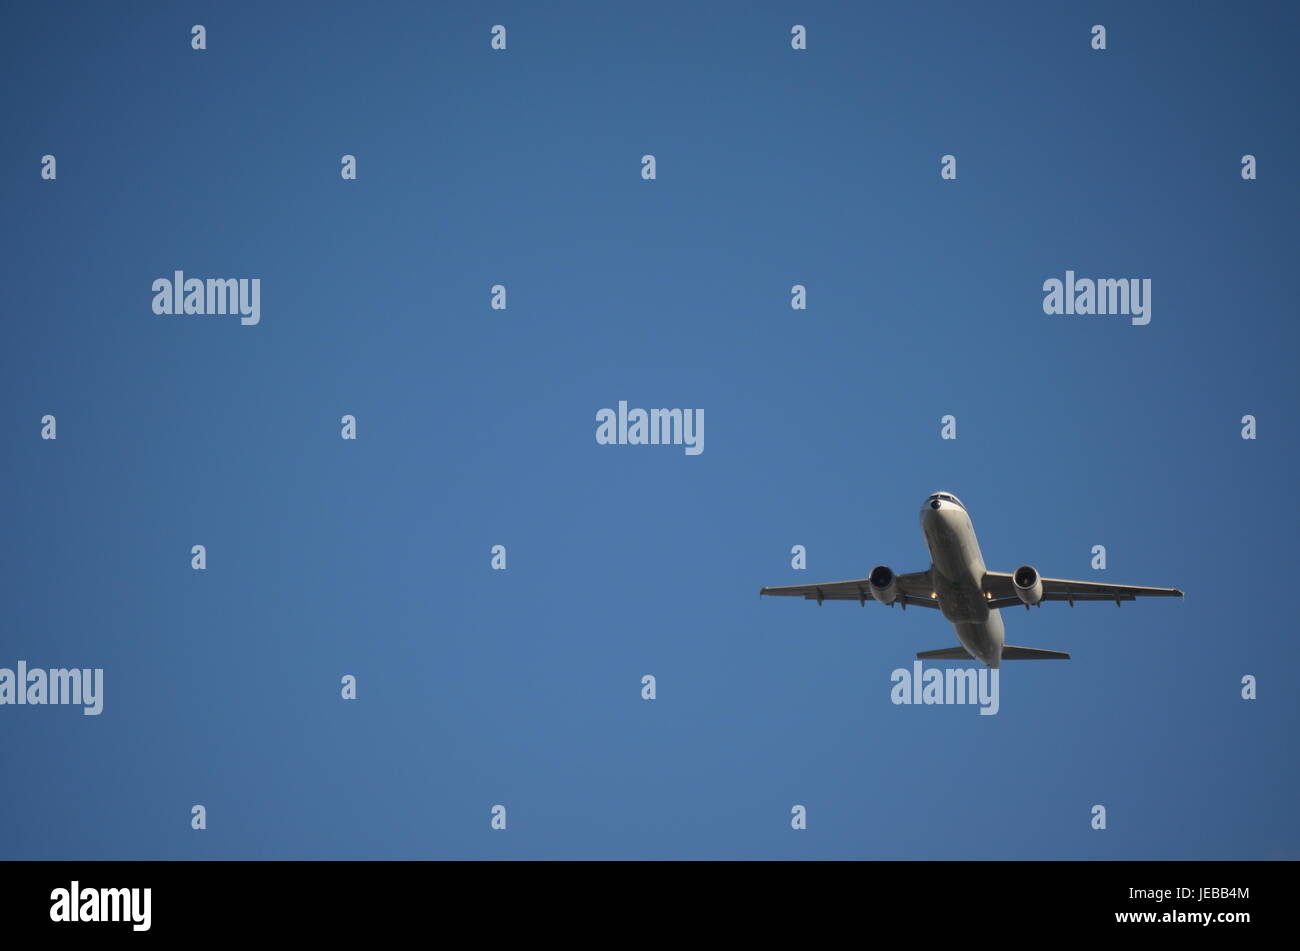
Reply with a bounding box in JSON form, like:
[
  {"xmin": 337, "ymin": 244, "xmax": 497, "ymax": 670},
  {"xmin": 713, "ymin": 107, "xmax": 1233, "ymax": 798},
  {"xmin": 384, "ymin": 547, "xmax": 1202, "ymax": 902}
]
[{"xmin": 1, "ymin": 1, "xmax": 1296, "ymax": 859}]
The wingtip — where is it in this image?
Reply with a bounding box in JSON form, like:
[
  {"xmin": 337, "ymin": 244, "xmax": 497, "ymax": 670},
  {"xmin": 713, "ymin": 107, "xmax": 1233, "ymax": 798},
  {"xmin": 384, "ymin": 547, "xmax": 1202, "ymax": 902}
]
[{"xmin": 758, "ymin": 586, "xmax": 768, "ymax": 597}]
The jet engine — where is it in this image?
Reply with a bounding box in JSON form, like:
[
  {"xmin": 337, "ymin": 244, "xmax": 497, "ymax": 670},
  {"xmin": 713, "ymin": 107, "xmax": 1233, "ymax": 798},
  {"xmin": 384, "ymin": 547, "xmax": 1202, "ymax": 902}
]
[
  {"xmin": 1013, "ymin": 565, "xmax": 1044, "ymax": 606},
  {"xmin": 869, "ymin": 565, "xmax": 898, "ymax": 605}
]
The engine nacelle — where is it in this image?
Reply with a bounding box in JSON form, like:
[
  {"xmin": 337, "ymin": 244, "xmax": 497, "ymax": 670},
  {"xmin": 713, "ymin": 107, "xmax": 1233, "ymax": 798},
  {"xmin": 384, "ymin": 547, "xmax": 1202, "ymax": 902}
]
[
  {"xmin": 1013, "ymin": 565, "xmax": 1043, "ymax": 606},
  {"xmin": 869, "ymin": 565, "xmax": 898, "ymax": 605}
]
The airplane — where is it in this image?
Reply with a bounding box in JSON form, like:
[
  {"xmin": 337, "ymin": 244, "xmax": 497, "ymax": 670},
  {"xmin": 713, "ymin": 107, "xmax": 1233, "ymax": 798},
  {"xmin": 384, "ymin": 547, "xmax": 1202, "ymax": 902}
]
[{"xmin": 759, "ymin": 491, "xmax": 1183, "ymax": 668}]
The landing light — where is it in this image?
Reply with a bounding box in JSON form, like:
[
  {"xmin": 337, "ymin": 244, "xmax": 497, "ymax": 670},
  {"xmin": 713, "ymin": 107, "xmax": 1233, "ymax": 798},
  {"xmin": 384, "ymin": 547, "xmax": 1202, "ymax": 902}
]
[{"xmin": 930, "ymin": 592, "xmax": 936, "ymax": 599}]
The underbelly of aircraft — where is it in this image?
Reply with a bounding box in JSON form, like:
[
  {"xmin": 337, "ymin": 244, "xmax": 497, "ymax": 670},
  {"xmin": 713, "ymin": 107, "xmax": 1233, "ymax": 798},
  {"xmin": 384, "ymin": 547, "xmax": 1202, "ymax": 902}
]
[
  {"xmin": 934, "ymin": 572, "xmax": 990, "ymax": 623},
  {"xmin": 953, "ymin": 616, "xmax": 1005, "ymax": 667},
  {"xmin": 926, "ymin": 516, "xmax": 989, "ymax": 622}
]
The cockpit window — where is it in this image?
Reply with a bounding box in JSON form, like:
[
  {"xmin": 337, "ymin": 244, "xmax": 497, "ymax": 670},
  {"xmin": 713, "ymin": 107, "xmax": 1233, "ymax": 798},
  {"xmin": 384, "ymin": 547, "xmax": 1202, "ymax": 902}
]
[{"xmin": 928, "ymin": 492, "xmax": 965, "ymax": 508}]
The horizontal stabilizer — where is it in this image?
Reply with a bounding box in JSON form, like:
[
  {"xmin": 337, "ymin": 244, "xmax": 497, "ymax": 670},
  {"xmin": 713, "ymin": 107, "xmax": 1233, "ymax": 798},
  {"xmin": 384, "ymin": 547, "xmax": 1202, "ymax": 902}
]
[
  {"xmin": 916, "ymin": 647, "xmax": 974, "ymax": 660},
  {"xmin": 916, "ymin": 645, "xmax": 1071, "ymax": 661},
  {"xmin": 1000, "ymin": 645, "xmax": 1070, "ymax": 660}
]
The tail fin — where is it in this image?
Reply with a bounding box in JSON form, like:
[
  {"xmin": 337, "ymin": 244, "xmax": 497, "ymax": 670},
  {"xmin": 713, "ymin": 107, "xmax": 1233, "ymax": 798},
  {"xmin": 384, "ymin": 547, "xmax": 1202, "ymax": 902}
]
[{"xmin": 1000, "ymin": 645, "xmax": 1070, "ymax": 660}]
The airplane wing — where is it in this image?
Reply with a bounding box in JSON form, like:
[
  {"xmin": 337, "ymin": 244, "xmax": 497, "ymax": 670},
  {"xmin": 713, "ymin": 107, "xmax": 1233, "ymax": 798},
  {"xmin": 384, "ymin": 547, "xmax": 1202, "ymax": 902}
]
[
  {"xmin": 759, "ymin": 571, "xmax": 941, "ymax": 609},
  {"xmin": 982, "ymin": 571, "xmax": 1184, "ymax": 609}
]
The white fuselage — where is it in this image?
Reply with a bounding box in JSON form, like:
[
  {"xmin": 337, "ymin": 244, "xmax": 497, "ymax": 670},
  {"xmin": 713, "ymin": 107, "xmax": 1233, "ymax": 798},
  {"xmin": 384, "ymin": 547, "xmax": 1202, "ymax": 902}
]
[{"xmin": 920, "ymin": 496, "xmax": 1006, "ymax": 667}]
